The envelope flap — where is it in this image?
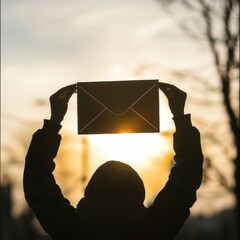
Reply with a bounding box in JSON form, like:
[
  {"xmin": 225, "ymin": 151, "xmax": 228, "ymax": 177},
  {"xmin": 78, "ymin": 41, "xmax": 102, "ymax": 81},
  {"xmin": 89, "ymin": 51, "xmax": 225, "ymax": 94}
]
[{"xmin": 78, "ymin": 80, "xmax": 158, "ymax": 115}]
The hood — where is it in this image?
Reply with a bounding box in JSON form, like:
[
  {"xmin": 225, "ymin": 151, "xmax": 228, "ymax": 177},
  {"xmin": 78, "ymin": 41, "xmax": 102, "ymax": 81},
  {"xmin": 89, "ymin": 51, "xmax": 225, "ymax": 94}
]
[{"xmin": 84, "ymin": 161, "xmax": 145, "ymax": 203}]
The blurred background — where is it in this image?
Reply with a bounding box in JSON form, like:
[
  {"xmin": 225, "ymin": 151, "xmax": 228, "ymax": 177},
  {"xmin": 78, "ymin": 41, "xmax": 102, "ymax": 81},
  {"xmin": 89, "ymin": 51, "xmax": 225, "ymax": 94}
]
[{"xmin": 1, "ymin": 0, "xmax": 239, "ymax": 239}]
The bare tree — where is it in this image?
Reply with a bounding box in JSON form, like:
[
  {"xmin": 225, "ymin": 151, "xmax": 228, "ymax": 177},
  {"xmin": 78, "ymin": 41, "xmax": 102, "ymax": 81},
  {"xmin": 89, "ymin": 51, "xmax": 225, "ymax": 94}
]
[{"xmin": 157, "ymin": 0, "xmax": 239, "ymax": 226}]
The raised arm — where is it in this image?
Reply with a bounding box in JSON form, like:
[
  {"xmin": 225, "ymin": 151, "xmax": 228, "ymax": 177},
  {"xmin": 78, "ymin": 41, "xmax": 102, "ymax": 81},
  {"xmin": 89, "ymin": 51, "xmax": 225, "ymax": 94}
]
[
  {"xmin": 23, "ymin": 84, "xmax": 77, "ymax": 239},
  {"xmin": 148, "ymin": 83, "xmax": 204, "ymax": 239}
]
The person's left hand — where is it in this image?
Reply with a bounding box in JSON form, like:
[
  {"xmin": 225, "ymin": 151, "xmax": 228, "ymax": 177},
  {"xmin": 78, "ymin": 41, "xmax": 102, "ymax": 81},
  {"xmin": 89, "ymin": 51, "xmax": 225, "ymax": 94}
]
[
  {"xmin": 158, "ymin": 82, "xmax": 187, "ymax": 117},
  {"xmin": 50, "ymin": 84, "xmax": 76, "ymax": 123}
]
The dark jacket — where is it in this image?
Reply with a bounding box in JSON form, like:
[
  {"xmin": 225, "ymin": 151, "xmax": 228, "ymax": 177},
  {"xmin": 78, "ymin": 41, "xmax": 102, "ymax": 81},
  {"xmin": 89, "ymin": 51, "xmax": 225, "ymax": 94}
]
[{"xmin": 23, "ymin": 114, "xmax": 203, "ymax": 240}]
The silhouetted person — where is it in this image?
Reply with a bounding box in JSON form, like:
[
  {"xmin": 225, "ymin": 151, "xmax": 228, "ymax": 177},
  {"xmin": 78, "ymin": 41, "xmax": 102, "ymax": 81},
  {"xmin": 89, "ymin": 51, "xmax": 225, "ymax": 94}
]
[{"xmin": 24, "ymin": 83, "xmax": 203, "ymax": 240}]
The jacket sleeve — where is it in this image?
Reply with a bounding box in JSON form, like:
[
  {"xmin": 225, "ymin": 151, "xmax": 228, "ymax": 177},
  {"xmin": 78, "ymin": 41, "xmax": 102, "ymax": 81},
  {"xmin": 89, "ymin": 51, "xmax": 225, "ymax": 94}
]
[
  {"xmin": 23, "ymin": 120, "xmax": 77, "ymax": 239},
  {"xmin": 148, "ymin": 114, "xmax": 204, "ymax": 239}
]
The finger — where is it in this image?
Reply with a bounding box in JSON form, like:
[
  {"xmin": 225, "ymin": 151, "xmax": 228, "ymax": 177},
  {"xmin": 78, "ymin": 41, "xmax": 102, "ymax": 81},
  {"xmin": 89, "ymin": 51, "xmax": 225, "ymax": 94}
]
[
  {"xmin": 159, "ymin": 83, "xmax": 185, "ymax": 97},
  {"xmin": 53, "ymin": 84, "xmax": 76, "ymax": 100},
  {"xmin": 63, "ymin": 84, "xmax": 77, "ymax": 101},
  {"xmin": 55, "ymin": 84, "xmax": 76, "ymax": 94},
  {"xmin": 159, "ymin": 82, "xmax": 173, "ymax": 88},
  {"xmin": 159, "ymin": 84, "xmax": 174, "ymax": 97},
  {"xmin": 159, "ymin": 82, "xmax": 179, "ymax": 91}
]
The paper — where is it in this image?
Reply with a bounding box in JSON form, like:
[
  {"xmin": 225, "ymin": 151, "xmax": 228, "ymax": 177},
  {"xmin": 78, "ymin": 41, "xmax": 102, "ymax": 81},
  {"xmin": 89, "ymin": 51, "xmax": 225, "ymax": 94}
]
[{"xmin": 77, "ymin": 80, "xmax": 159, "ymax": 134}]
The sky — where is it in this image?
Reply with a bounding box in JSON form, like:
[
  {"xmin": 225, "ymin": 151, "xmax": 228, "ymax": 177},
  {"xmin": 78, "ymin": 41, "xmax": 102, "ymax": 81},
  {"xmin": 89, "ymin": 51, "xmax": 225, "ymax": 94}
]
[
  {"xmin": 1, "ymin": 0, "xmax": 236, "ymax": 217},
  {"xmin": 1, "ymin": 0, "xmax": 219, "ymax": 143}
]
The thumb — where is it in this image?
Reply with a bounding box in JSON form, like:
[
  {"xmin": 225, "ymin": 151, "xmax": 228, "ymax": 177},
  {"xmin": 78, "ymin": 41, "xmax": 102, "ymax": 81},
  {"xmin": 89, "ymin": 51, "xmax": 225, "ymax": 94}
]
[
  {"xmin": 58, "ymin": 84, "xmax": 76, "ymax": 101},
  {"xmin": 158, "ymin": 82, "xmax": 175, "ymax": 99}
]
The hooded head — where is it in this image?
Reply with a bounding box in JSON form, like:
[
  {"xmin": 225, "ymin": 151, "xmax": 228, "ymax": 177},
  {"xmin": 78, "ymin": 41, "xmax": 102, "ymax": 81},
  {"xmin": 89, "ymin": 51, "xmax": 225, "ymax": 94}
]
[{"xmin": 84, "ymin": 161, "xmax": 145, "ymax": 203}]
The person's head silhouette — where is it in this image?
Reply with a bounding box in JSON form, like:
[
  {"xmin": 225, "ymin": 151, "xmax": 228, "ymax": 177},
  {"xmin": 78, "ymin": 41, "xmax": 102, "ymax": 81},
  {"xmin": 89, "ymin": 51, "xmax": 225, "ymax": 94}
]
[{"xmin": 84, "ymin": 160, "xmax": 145, "ymax": 202}]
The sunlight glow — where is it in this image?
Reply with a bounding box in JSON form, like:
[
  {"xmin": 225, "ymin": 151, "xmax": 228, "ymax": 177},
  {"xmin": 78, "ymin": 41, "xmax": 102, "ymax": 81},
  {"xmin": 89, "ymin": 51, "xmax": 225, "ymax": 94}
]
[{"xmin": 88, "ymin": 133, "xmax": 168, "ymax": 169}]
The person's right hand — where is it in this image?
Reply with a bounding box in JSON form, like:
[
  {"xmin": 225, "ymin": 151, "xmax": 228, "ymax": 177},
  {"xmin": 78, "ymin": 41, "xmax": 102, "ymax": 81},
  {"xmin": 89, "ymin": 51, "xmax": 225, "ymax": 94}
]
[
  {"xmin": 159, "ymin": 82, "xmax": 187, "ymax": 117},
  {"xmin": 50, "ymin": 84, "xmax": 76, "ymax": 123}
]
